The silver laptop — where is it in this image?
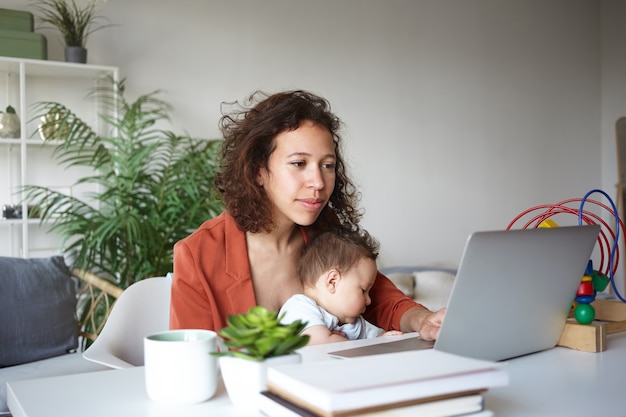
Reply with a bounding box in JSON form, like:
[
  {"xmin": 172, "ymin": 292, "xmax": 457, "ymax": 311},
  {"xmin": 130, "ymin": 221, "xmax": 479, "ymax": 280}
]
[{"xmin": 330, "ymin": 225, "xmax": 600, "ymax": 361}]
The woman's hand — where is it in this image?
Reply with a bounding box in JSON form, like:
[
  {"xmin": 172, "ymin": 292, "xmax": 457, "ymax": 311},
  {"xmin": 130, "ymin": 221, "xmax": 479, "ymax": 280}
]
[{"xmin": 400, "ymin": 306, "xmax": 446, "ymax": 341}]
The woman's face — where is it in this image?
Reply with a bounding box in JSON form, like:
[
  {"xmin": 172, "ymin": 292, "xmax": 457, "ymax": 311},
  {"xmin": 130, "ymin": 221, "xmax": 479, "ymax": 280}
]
[{"xmin": 258, "ymin": 121, "xmax": 336, "ymax": 228}]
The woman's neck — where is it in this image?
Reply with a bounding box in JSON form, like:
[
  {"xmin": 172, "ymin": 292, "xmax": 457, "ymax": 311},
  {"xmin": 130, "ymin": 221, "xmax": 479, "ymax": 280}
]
[
  {"xmin": 247, "ymin": 223, "xmax": 300, "ymax": 253},
  {"xmin": 246, "ymin": 223, "xmax": 305, "ymax": 311}
]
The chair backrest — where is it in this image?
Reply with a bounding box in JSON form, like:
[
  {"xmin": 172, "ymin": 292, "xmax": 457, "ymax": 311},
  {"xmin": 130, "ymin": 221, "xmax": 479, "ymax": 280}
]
[
  {"xmin": 73, "ymin": 268, "xmax": 124, "ymax": 344},
  {"xmin": 83, "ymin": 277, "xmax": 171, "ymax": 369}
]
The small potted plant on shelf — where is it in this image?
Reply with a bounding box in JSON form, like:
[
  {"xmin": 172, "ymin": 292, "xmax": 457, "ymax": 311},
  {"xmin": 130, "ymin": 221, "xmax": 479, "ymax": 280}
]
[
  {"xmin": 31, "ymin": 0, "xmax": 113, "ymax": 63},
  {"xmin": 212, "ymin": 306, "xmax": 309, "ymax": 408}
]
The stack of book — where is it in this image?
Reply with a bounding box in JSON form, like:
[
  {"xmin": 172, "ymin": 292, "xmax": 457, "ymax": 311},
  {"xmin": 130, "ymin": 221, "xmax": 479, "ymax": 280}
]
[{"xmin": 259, "ymin": 349, "xmax": 508, "ymax": 417}]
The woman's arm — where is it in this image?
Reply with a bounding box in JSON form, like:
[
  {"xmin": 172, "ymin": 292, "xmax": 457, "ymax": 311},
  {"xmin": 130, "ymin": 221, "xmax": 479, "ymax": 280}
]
[{"xmin": 170, "ymin": 241, "xmax": 217, "ymax": 330}]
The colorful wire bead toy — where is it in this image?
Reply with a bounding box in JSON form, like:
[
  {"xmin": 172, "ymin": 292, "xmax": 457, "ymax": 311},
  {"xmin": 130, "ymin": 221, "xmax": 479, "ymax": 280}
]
[{"xmin": 507, "ymin": 189, "xmax": 626, "ymax": 323}]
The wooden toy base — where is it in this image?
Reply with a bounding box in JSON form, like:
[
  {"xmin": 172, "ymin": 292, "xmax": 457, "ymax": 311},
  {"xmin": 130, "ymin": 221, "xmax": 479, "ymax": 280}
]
[{"xmin": 558, "ymin": 299, "xmax": 626, "ymax": 352}]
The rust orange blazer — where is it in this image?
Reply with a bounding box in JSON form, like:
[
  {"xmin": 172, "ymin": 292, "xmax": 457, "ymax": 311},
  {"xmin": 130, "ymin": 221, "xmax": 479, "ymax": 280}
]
[{"xmin": 170, "ymin": 212, "xmax": 420, "ymax": 332}]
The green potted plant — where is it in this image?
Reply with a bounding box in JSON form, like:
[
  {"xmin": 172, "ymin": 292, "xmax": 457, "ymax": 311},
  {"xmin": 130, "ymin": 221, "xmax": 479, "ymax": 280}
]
[
  {"xmin": 213, "ymin": 306, "xmax": 309, "ymax": 408},
  {"xmin": 31, "ymin": 0, "xmax": 113, "ymax": 63},
  {"xmin": 23, "ymin": 78, "xmax": 223, "ymax": 342},
  {"xmin": 215, "ymin": 306, "xmax": 309, "ymax": 361}
]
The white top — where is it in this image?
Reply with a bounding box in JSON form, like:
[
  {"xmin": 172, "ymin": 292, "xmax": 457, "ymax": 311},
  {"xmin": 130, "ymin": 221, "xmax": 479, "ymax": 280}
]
[{"xmin": 279, "ymin": 294, "xmax": 384, "ymax": 340}]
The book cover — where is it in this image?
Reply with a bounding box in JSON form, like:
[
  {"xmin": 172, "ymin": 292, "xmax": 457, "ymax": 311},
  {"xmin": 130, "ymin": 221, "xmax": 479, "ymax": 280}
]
[
  {"xmin": 259, "ymin": 390, "xmax": 486, "ymax": 417},
  {"xmin": 266, "ymin": 349, "xmax": 508, "ymax": 415}
]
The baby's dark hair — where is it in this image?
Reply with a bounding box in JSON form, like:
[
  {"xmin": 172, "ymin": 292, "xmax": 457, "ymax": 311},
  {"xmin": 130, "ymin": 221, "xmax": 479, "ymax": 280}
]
[{"xmin": 299, "ymin": 229, "xmax": 380, "ymax": 288}]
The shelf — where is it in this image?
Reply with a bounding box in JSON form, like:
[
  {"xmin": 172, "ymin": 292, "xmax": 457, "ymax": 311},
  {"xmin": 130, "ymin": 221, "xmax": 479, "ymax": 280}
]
[
  {"xmin": 0, "ymin": 56, "xmax": 119, "ymax": 258},
  {"xmin": 0, "ymin": 219, "xmax": 45, "ymax": 225},
  {"xmin": 0, "ymin": 139, "xmax": 59, "ymax": 146},
  {"xmin": 0, "ymin": 138, "xmax": 20, "ymax": 144},
  {"xmin": 0, "ymin": 57, "xmax": 117, "ymax": 80}
]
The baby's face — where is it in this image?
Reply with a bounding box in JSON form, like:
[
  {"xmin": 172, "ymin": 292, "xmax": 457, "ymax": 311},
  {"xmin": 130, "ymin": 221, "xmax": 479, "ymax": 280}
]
[{"xmin": 330, "ymin": 257, "xmax": 377, "ymax": 324}]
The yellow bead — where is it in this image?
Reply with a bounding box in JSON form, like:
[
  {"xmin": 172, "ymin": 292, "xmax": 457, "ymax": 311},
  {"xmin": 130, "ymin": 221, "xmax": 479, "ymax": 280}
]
[{"xmin": 539, "ymin": 219, "xmax": 559, "ymax": 228}]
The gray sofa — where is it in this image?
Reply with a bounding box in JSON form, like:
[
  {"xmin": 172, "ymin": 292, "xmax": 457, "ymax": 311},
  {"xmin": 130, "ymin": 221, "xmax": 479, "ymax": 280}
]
[{"xmin": 0, "ymin": 256, "xmax": 109, "ymax": 415}]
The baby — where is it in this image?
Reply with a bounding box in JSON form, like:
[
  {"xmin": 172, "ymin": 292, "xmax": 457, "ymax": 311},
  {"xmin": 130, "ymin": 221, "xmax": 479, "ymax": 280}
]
[{"xmin": 279, "ymin": 228, "xmax": 402, "ymax": 345}]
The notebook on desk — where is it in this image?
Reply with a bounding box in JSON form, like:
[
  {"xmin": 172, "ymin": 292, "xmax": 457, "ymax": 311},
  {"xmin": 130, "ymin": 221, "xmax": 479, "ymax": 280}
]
[{"xmin": 329, "ymin": 225, "xmax": 601, "ymax": 361}]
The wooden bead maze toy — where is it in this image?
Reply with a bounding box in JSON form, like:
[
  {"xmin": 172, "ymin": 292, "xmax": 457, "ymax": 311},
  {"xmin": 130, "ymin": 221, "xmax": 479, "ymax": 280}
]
[{"xmin": 507, "ymin": 189, "xmax": 626, "ymax": 352}]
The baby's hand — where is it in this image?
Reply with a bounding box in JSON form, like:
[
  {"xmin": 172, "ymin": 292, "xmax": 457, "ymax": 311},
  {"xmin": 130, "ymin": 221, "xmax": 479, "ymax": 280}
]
[{"xmin": 378, "ymin": 330, "xmax": 403, "ymax": 337}]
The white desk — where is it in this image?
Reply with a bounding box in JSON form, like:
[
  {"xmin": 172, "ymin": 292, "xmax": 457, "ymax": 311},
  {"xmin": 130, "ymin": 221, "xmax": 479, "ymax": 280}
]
[{"xmin": 7, "ymin": 332, "xmax": 626, "ymax": 417}]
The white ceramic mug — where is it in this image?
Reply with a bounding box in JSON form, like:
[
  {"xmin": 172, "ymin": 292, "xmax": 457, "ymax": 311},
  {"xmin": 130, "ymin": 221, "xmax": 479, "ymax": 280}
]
[{"xmin": 144, "ymin": 329, "xmax": 222, "ymax": 405}]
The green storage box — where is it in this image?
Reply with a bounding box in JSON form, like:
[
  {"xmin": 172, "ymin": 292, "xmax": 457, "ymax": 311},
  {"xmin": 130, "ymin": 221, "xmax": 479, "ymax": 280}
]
[
  {"xmin": 0, "ymin": 29, "xmax": 47, "ymax": 60},
  {"xmin": 0, "ymin": 8, "xmax": 34, "ymax": 32}
]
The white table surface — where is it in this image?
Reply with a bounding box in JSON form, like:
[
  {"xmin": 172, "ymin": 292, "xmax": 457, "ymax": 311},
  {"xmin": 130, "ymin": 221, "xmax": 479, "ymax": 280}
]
[{"xmin": 7, "ymin": 332, "xmax": 626, "ymax": 417}]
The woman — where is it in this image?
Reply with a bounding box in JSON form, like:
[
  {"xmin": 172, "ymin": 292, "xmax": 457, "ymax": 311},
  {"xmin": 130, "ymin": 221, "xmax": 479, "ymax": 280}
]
[{"xmin": 170, "ymin": 90, "xmax": 445, "ymax": 340}]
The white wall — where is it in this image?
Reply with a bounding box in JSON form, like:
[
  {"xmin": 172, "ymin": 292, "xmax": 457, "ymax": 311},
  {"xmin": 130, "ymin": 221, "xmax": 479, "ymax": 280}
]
[
  {"xmin": 5, "ymin": 1, "xmax": 626, "ymax": 285},
  {"xmin": 601, "ymin": 0, "xmax": 626, "ymax": 294}
]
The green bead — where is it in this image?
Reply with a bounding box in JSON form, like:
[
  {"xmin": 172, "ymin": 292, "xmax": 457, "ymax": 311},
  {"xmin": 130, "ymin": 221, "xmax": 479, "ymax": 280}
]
[
  {"xmin": 574, "ymin": 303, "xmax": 595, "ymax": 324},
  {"xmin": 591, "ymin": 271, "xmax": 610, "ymax": 292}
]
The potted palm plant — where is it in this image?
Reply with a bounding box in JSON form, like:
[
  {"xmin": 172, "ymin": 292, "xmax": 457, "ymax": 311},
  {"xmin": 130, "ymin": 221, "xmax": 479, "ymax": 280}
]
[
  {"xmin": 24, "ymin": 77, "xmax": 223, "ymax": 289},
  {"xmin": 25, "ymin": 78, "xmax": 223, "ymax": 345},
  {"xmin": 212, "ymin": 306, "xmax": 309, "ymax": 408},
  {"xmin": 31, "ymin": 0, "xmax": 113, "ymax": 63}
]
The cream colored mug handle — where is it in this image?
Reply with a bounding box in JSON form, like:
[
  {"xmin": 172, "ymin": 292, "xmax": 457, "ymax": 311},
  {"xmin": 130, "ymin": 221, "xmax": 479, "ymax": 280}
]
[
  {"xmin": 216, "ymin": 336, "xmax": 228, "ymax": 353},
  {"xmin": 214, "ymin": 336, "xmax": 229, "ymax": 374}
]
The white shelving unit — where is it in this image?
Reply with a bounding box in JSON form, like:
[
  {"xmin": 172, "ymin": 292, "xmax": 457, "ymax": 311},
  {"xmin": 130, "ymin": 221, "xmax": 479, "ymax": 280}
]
[{"xmin": 0, "ymin": 57, "xmax": 119, "ymax": 258}]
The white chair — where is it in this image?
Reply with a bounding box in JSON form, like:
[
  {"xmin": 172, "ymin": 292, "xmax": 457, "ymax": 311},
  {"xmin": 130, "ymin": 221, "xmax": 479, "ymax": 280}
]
[{"xmin": 82, "ymin": 276, "xmax": 171, "ymax": 369}]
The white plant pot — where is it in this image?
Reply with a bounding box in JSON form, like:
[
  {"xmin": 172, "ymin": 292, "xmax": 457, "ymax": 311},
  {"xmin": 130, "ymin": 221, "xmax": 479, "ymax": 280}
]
[{"xmin": 219, "ymin": 353, "xmax": 301, "ymax": 409}]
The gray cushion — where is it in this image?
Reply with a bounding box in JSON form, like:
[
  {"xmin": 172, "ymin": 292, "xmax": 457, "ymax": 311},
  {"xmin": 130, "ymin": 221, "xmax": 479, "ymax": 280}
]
[{"xmin": 0, "ymin": 256, "xmax": 78, "ymax": 367}]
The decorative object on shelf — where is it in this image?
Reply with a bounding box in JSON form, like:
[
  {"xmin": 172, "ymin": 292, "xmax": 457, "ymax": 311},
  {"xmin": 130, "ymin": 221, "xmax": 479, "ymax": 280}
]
[
  {"xmin": 1, "ymin": 204, "xmax": 40, "ymax": 219},
  {"xmin": 38, "ymin": 106, "xmax": 70, "ymax": 141},
  {"xmin": 31, "ymin": 0, "xmax": 113, "ymax": 64},
  {"xmin": 64, "ymin": 45, "xmax": 86, "ymax": 64},
  {"xmin": 1, "ymin": 204, "xmax": 21, "ymax": 219},
  {"xmin": 23, "ymin": 78, "xmax": 224, "ymax": 289},
  {"xmin": 0, "ymin": 105, "xmax": 20, "ymax": 138},
  {"xmin": 211, "ymin": 306, "xmax": 309, "ymax": 409},
  {"xmin": 0, "ymin": 8, "xmax": 48, "ymax": 60}
]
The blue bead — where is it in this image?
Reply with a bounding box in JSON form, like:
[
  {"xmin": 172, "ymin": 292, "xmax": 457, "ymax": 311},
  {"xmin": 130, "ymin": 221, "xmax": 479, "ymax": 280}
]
[{"xmin": 575, "ymin": 294, "xmax": 596, "ymax": 304}]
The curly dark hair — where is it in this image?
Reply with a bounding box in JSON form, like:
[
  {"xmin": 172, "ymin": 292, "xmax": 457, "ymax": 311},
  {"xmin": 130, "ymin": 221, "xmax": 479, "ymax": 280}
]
[{"xmin": 215, "ymin": 90, "xmax": 362, "ymax": 233}]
